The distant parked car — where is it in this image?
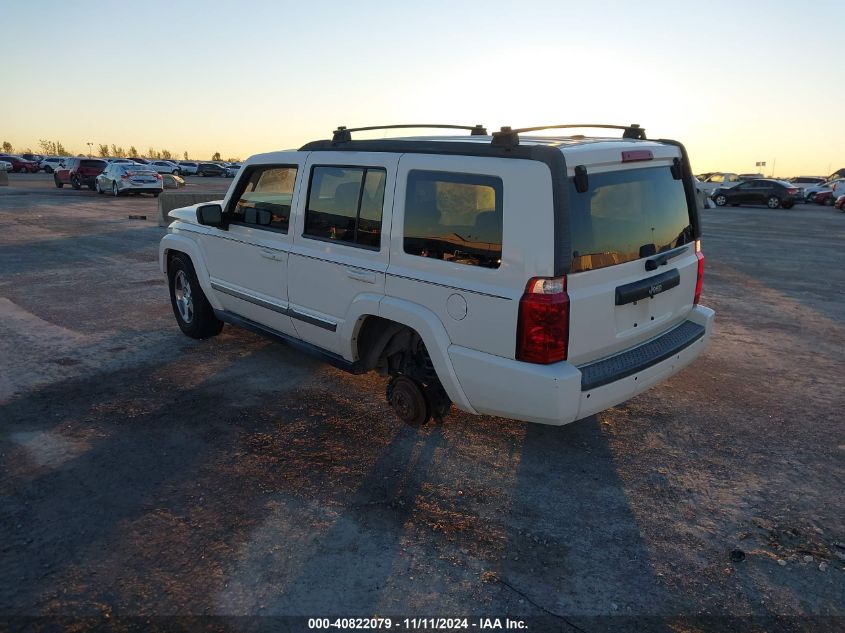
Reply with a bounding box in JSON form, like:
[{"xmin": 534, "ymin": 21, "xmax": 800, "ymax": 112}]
[
  {"xmin": 224, "ymin": 163, "xmax": 242, "ymax": 178},
  {"xmin": 39, "ymin": 157, "xmax": 67, "ymax": 173},
  {"xmin": 147, "ymin": 160, "xmax": 181, "ymax": 175},
  {"xmin": 711, "ymin": 178, "xmax": 799, "ymax": 209},
  {"xmin": 197, "ymin": 162, "xmax": 226, "ymax": 177},
  {"xmin": 0, "ymin": 155, "xmax": 39, "ymax": 173},
  {"xmin": 162, "ymin": 173, "xmax": 185, "ymax": 189},
  {"xmin": 129, "ymin": 158, "xmax": 151, "ymax": 165},
  {"xmin": 697, "ymin": 172, "xmax": 742, "ymax": 195},
  {"xmin": 737, "ymin": 172, "xmax": 765, "ymax": 181},
  {"xmin": 105, "ymin": 158, "xmax": 136, "ymax": 166},
  {"xmin": 834, "ymin": 194, "xmax": 845, "ymax": 211},
  {"xmin": 814, "ymin": 191, "xmax": 835, "ymax": 206},
  {"xmin": 21, "ymin": 153, "xmax": 45, "ymax": 163},
  {"xmin": 54, "ymin": 158, "xmax": 107, "ymax": 190},
  {"xmin": 808, "ymin": 179, "xmax": 845, "ymax": 203},
  {"xmin": 789, "ymin": 176, "xmax": 826, "ymax": 199},
  {"xmin": 176, "ymin": 161, "xmax": 199, "ymax": 175},
  {"xmin": 96, "ymin": 163, "xmax": 163, "ymax": 197},
  {"xmin": 0, "ymin": 159, "xmax": 11, "ymax": 172}
]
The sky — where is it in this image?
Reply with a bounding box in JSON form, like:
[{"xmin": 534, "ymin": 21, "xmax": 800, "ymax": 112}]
[{"xmin": 1, "ymin": 0, "xmax": 842, "ymax": 177}]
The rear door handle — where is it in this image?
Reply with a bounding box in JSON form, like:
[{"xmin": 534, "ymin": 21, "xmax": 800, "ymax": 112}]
[{"xmin": 347, "ymin": 269, "xmax": 376, "ymax": 284}]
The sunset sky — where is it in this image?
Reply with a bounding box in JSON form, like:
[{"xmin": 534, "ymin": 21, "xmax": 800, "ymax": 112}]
[{"xmin": 2, "ymin": 0, "xmax": 842, "ymax": 177}]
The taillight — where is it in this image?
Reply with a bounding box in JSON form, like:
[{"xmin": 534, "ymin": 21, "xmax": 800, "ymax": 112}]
[
  {"xmin": 155, "ymin": 173, "xmax": 162, "ymax": 180},
  {"xmin": 787, "ymin": 187, "xmax": 798, "ymax": 195},
  {"xmin": 516, "ymin": 276, "xmax": 569, "ymax": 364},
  {"xmin": 694, "ymin": 239, "xmax": 704, "ymax": 305},
  {"xmin": 121, "ymin": 174, "xmax": 129, "ymax": 179}
]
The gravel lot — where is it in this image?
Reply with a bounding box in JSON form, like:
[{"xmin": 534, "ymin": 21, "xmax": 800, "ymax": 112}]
[{"xmin": 1, "ymin": 173, "xmax": 843, "ymax": 632}]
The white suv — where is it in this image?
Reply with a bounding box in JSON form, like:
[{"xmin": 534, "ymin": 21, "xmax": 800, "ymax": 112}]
[{"xmin": 159, "ymin": 124, "xmax": 714, "ymax": 426}]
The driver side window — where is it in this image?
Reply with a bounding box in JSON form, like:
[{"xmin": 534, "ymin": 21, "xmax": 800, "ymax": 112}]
[{"xmin": 230, "ymin": 165, "xmax": 298, "ymax": 232}]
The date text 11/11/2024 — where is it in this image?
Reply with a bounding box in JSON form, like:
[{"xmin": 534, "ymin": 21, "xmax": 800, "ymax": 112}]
[{"xmin": 307, "ymin": 617, "xmax": 528, "ymax": 630}]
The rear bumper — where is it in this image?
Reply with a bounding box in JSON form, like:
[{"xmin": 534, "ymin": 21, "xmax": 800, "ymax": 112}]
[{"xmin": 448, "ymin": 305, "xmax": 715, "ymax": 426}]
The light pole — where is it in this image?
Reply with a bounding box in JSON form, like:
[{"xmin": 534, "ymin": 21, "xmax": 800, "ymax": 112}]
[{"xmin": 86, "ymin": 142, "xmax": 93, "ymax": 158}]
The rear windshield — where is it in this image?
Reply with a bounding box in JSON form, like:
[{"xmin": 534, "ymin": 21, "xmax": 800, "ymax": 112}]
[
  {"xmin": 569, "ymin": 166, "xmax": 693, "ymax": 273},
  {"xmin": 81, "ymin": 160, "xmax": 106, "ymax": 168}
]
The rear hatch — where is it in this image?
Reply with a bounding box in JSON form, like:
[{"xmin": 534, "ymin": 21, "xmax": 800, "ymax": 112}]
[
  {"xmin": 563, "ymin": 145, "xmax": 701, "ymax": 366},
  {"xmin": 79, "ymin": 160, "xmax": 107, "ymax": 176}
]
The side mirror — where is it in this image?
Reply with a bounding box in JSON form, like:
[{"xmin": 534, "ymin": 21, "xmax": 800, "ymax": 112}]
[
  {"xmin": 244, "ymin": 207, "xmax": 272, "ymax": 226},
  {"xmin": 196, "ymin": 204, "xmax": 225, "ymax": 228}
]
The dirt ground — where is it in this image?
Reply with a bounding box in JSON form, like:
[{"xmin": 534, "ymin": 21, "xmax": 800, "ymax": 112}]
[{"xmin": 1, "ymin": 173, "xmax": 843, "ymax": 632}]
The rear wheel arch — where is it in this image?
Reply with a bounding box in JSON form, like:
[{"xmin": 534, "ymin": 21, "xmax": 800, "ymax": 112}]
[{"xmin": 370, "ymin": 298, "xmax": 476, "ymax": 413}]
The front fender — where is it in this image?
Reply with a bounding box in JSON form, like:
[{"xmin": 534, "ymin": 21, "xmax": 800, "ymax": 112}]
[
  {"xmin": 158, "ymin": 233, "xmax": 220, "ymax": 310},
  {"xmin": 378, "ymin": 296, "xmax": 476, "ymax": 414}
]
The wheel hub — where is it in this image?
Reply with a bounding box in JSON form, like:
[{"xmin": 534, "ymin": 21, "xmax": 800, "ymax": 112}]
[{"xmin": 174, "ymin": 270, "xmax": 194, "ymax": 323}]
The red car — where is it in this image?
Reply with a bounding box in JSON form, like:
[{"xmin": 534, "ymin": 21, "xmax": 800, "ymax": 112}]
[
  {"xmin": 0, "ymin": 154, "xmax": 39, "ymax": 173},
  {"xmin": 54, "ymin": 158, "xmax": 107, "ymax": 191},
  {"xmin": 835, "ymin": 195, "xmax": 845, "ymax": 211},
  {"xmin": 813, "ymin": 191, "xmax": 835, "ymax": 206}
]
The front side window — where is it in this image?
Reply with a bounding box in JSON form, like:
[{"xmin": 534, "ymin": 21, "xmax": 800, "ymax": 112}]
[
  {"xmin": 304, "ymin": 166, "xmax": 386, "ymax": 249},
  {"xmin": 231, "ymin": 165, "xmax": 297, "ymax": 232},
  {"xmin": 403, "ymin": 170, "xmax": 502, "ymax": 269}
]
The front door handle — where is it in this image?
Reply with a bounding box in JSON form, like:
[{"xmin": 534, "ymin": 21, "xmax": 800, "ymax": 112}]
[
  {"xmin": 261, "ymin": 249, "xmax": 283, "ymax": 261},
  {"xmin": 347, "ymin": 269, "xmax": 376, "ymax": 284}
]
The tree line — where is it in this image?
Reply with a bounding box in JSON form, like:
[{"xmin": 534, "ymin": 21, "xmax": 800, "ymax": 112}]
[{"xmin": 2, "ymin": 140, "xmax": 239, "ymax": 162}]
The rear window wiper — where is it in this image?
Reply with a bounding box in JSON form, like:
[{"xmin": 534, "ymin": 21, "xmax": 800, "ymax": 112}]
[{"xmin": 645, "ymin": 244, "xmax": 689, "ymax": 271}]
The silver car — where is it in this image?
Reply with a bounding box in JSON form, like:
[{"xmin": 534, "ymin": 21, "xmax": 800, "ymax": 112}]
[{"xmin": 96, "ymin": 163, "xmax": 163, "ymax": 197}]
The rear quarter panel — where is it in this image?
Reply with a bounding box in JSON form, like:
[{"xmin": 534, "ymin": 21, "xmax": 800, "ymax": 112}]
[{"xmin": 386, "ymin": 155, "xmax": 554, "ymax": 359}]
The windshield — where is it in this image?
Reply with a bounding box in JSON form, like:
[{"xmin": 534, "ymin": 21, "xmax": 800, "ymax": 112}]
[{"xmin": 569, "ymin": 166, "xmax": 694, "ymax": 273}]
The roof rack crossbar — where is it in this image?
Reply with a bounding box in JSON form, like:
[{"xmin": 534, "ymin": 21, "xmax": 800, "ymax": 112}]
[
  {"xmin": 491, "ymin": 123, "xmax": 646, "ymax": 148},
  {"xmin": 332, "ymin": 124, "xmax": 487, "ymax": 143}
]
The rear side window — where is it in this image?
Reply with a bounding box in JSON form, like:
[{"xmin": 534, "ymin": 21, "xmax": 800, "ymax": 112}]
[
  {"xmin": 231, "ymin": 165, "xmax": 297, "ymax": 232},
  {"xmin": 80, "ymin": 160, "xmax": 105, "ymax": 169},
  {"xmin": 404, "ymin": 170, "xmax": 502, "ymax": 269},
  {"xmin": 304, "ymin": 166, "xmax": 386, "ymax": 249},
  {"xmin": 569, "ymin": 166, "xmax": 693, "ymax": 273}
]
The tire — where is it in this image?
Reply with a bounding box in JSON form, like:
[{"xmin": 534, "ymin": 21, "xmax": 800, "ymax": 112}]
[
  {"xmin": 112, "ymin": 182, "xmax": 120, "ymax": 197},
  {"xmin": 88, "ymin": 182, "xmax": 96, "ymax": 191},
  {"xmin": 96, "ymin": 180, "xmax": 103, "ymax": 194},
  {"xmin": 824, "ymin": 196, "xmax": 834, "ymax": 207},
  {"xmin": 172, "ymin": 169, "xmax": 181, "ymax": 177},
  {"xmin": 714, "ymin": 194, "xmax": 727, "ymax": 207},
  {"xmin": 766, "ymin": 195, "xmax": 781, "ymax": 209},
  {"xmin": 387, "ymin": 375, "xmax": 430, "ymax": 426},
  {"xmin": 71, "ymin": 175, "xmax": 81, "ymax": 190},
  {"xmin": 153, "ymin": 191, "xmax": 160, "ymax": 197},
  {"xmin": 44, "ymin": 166, "xmax": 53, "ymax": 174},
  {"xmin": 168, "ymin": 253, "xmax": 223, "ymax": 339},
  {"xmin": 54, "ymin": 176, "xmax": 63, "ymax": 188}
]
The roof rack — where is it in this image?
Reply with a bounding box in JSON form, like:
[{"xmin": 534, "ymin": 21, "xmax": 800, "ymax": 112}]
[
  {"xmin": 491, "ymin": 123, "xmax": 646, "ymax": 148},
  {"xmin": 332, "ymin": 124, "xmax": 488, "ymax": 143}
]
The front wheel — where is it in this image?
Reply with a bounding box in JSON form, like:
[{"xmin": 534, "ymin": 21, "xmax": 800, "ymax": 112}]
[
  {"xmin": 96, "ymin": 180, "xmax": 103, "ymax": 194},
  {"xmin": 168, "ymin": 253, "xmax": 223, "ymax": 339},
  {"xmin": 54, "ymin": 176, "xmax": 63, "ymax": 188},
  {"xmin": 767, "ymin": 195, "xmax": 781, "ymax": 209},
  {"xmin": 112, "ymin": 182, "xmax": 119, "ymax": 197},
  {"xmin": 172, "ymin": 169, "xmax": 181, "ymax": 176},
  {"xmin": 71, "ymin": 176, "xmax": 81, "ymax": 190},
  {"xmin": 824, "ymin": 196, "xmax": 835, "ymax": 207},
  {"xmin": 713, "ymin": 194, "xmax": 727, "ymax": 207},
  {"xmin": 44, "ymin": 166, "xmax": 53, "ymax": 174}
]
